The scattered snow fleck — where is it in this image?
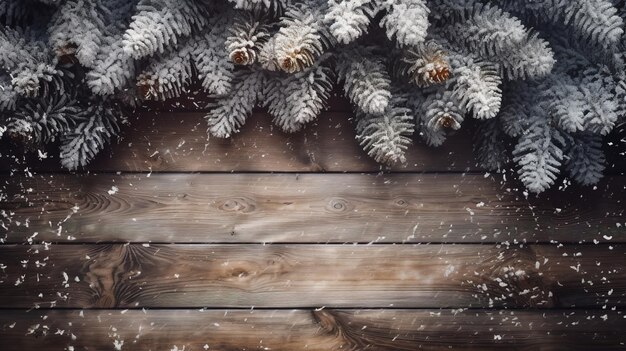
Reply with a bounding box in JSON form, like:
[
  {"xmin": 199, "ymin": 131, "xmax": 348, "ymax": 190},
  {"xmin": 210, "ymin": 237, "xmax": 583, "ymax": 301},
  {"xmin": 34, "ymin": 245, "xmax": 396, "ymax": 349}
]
[
  {"xmin": 113, "ymin": 339, "xmax": 124, "ymax": 350},
  {"xmin": 108, "ymin": 186, "xmax": 119, "ymax": 195}
]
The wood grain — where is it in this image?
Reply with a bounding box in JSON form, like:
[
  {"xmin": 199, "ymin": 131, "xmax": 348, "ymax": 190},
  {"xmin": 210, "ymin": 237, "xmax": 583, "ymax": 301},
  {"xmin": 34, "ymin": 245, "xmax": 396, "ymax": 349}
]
[
  {"xmin": 0, "ymin": 244, "xmax": 623, "ymax": 309},
  {"xmin": 2, "ymin": 173, "xmax": 624, "ymax": 244},
  {"xmin": 0, "ymin": 111, "xmax": 479, "ymax": 172},
  {"xmin": 1, "ymin": 309, "xmax": 625, "ymax": 351}
]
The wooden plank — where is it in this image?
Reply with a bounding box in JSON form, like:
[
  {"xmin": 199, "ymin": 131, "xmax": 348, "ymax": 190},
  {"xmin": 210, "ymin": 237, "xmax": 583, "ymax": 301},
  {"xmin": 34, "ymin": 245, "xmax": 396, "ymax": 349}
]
[
  {"xmin": 1, "ymin": 309, "xmax": 624, "ymax": 350},
  {"xmin": 0, "ymin": 244, "xmax": 623, "ymax": 308},
  {"xmin": 0, "ymin": 111, "xmax": 479, "ymax": 172},
  {"xmin": 1, "ymin": 173, "xmax": 624, "ymax": 244}
]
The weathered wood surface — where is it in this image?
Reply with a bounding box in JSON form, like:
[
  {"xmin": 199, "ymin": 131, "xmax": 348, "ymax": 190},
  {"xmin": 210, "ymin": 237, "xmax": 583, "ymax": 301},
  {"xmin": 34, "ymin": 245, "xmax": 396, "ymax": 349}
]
[
  {"xmin": 0, "ymin": 111, "xmax": 480, "ymax": 173},
  {"xmin": 2, "ymin": 173, "xmax": 624, "ymax": 244},
  {"xmin": 0, "ymin": 244, "xmax": 623, "ymax": 309},
  {"xmin": 1, "ymin": 309, "xmax": 624, "ymax": 351}
]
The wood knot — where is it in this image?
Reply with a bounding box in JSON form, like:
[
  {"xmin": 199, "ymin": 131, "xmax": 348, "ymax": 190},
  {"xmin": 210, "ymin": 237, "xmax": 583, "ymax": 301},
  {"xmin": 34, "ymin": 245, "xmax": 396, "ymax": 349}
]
[
  {"xmin": 394, "ymin": 198, "xmax": 409, "ymax": 208},
  {"xmin": 217, "ymin": 197, "xmax": 256, "ymax": 213},
  {"xmin": 326, "ymin": 198, "xmax": 352, "ymax": 213}
]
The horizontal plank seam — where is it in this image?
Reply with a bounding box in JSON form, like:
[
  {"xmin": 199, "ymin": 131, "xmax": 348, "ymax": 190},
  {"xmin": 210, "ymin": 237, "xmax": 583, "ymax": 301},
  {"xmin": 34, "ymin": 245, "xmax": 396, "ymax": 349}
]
[
  {"xmin": 2, "ymin": 241, "xmax": 620, "ymax": 245},
  {"xmin": 0, "ymin": 307, "xmax": 621, "ymax": 312}
]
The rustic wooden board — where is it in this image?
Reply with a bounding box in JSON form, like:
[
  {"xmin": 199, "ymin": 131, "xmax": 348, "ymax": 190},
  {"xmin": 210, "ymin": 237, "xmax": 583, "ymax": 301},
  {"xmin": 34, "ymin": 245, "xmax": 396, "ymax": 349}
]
[
  {"xmin": 0, "ymin": 111, "xmax": 479, "ymax": 172},
  {"xmin": 2, "ymin": 173, "xmax": 624, "ymax": 244},
  {"xmin": 1, "ymin": 309, "xmax": 624, "ymax": 351},
  {"xmin": 0, "ymin": 243, "xmax": 623, "ymax": 309}
]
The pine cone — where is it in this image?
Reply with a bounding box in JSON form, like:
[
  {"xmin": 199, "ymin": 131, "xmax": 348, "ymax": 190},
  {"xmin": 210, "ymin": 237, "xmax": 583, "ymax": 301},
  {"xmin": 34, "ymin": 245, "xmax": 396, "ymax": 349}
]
[
  {"xmin": 278, "ymin": 48, "xmax": 315, "ymax": 74},
  {"xmin": 398, "ymin": 41, "xmax": 450, "ymax": 87},
  {"xmin": 438, "ymin": 114, "xmax": 458, "ymax": 129},
  {"xmin": 229, "ymin": 47, "xmax": 255, "ymax": 66}
]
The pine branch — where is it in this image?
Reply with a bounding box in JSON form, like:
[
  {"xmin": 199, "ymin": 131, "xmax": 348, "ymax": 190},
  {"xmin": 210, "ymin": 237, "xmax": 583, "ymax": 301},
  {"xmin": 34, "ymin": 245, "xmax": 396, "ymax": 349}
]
[
  {"xmin": 48, "ymin": 0, "xmax": 108, "ymax": 67},
  {"xmin": 205, "ymin": 70, "xmax": 266, "ymax": 138},
  {"xmin": 268, "ymin": 1, "xmax": 334, "ymax": 73},
  {"xmin": 122, "ymin": 0, "xmax": 210, "ymax": 60},
  {"xmin": 136, "ymin": 38, "xmax": 195, "ymax": 100},
  {"xmin": 192, "ymin": 16, "xmax": 236, "ymax": 95},
  {"xmin": 512, "ymin": 111, "xmax": 565, "ymax": 194},
  {"xmin": 379, "ymin": 0, "xmax": 429, "ymax": 47},
  {"xmin": 441, "ymin": 3, "xmax": 555, "ymax": 80},
  {"xmin": 324, "ymin": 0, "xmax": 378, "ymax": 44},
  {"xmin": 564, "ymin": 132, "xmax": 606, "ymax": 186},
  {"xmin": 5, "ymin": 93, "xmax": 83, "ymax": 145},
  {"xmin": 449, "ymin": 54, "xmax": 501, "ymax": 120},
  {"xmin": 0, "ymin": 27, "xmax": 59, "ymax": 97},
  {"xmin": 356, "ymin": 94, "xmax": 414, "ymax": 165},
  {"xmin": 59, "ymin": 99, "xmax": 121, "ymax": 170},
  {"xmin": 474, "ymin": 118, "xmax": 508, "ymax": 170},
  {"xmin": 262, "ymin": 62, "xmax": 334, "ymax": 132},
  {"xmin": 502, "ymin": 0, "xmax": 624, "ymax": 50},
  {"xmin": 226, "ymin": 11, "xmax": 270, "ymax": 66},
  {"xmin": 86, "ymin": 35, "xmax": 136, "ymax": 95},
  {"xmin": 336, "ymin": 47, "xmax": 392, "ymax": 115}
]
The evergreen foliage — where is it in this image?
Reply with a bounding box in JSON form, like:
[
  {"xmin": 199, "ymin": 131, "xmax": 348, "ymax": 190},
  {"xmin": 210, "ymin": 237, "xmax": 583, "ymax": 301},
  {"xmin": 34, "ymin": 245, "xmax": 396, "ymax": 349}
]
[{"xmin": 1, "ymin": 0, "xmax": 625, "ymax": 193}]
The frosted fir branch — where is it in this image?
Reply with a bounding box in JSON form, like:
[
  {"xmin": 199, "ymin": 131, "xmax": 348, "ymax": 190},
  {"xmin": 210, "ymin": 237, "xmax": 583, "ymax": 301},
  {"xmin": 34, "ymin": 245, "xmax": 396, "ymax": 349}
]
[
  {"xmin": 378, "ymin": 0, "xmax": 429, "ymax": 47},
  {"xmin": 48, "ymin": 0, "xmax": 108, "ymax": 67},
  {"xmin": 449, "ymin": 54, "xmax": 502, "ymax": 120},
  {"xmin": 137, "ymin": 39, "xmax": 195, "ymax": 100},
  {"xmin": 545, "ymin": 72, "xmax": 620, "ymax": 135},
  {"xmin": 336, "ymin": 47, "xmax": 392, "ymax": 115},
  {"xmin": 122, "ymin": 0, "xmax": 210, "ymax": 60},
  {"xmin": 564, "ymin": 132, "xmax": 606, "ymax": 186},
  {"xmin": 0, "ymin": 27, "xmax": 59, "ymax": 97},
  {"xmin": 226, "ymin": 11, "xmax": 271, "ymax": 66},
  {"xmin": 0, "ymin": 74, "xmax": 19, "ymax": 111},
  {"xmin": 227, "ymin": 0, "xmax": 288, "ymax": 13},
  {"xmin": 441, "ymin": 3, "xmax": 555, "ymax": 80},
  {"xmin": 269, "ymin": 1, "xmax": 334, "ymax": 73},
  {"xmin": 59, "ymin": 100, "xmax": 120, "ymax": 170},
  {"xmin": 512, "ymin": 110, "xmax": 565, "ymax": 194},
  {"xmin": 193, "ymin": 16, "xmax": 236, "ymax": 95},
  {"xmin": 5, "ymin": 93, "xmax": 83, "ymax": 145},
  {"xmin": 87, "ymin": 36, "xmax": 136, "ymax": 95},
  {"xmin": 401, "ymin": 85, "xmax": 446, "ymax": 146},
  {"xmin": 502, "ymin": 0, "xmax": 624, "ymax": 50},
  {"xmin": 324, "ymin": 0, "xmax": 378, "ymax": 44},
  {"xmin": 262, "ymin": 63, "xmax": 333, "ymax": 132},
  {"xmin": 474, "ymin": 118, "xmax": 507, "ymax": 170},
  {"xmin": 422, "ymin": 88, "xmax": 465, "ymax": 133},
  {"xmin": 356, "ymin": 94, "xmax": 414, "ymax": 165},
  {"xmin": 206, "ymin": 70, "xmax": 266, "ymax": 138}
]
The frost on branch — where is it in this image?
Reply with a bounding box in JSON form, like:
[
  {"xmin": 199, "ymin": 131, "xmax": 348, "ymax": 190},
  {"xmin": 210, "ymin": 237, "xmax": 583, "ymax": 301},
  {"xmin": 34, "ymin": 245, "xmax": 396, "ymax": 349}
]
[
  {"xmin": 60, "ymin": 99, "xmax": 121, "ymax": 170},
  {"xmin": 449, "ymin": 54, "xmax": 501, "ymax": 120},
  {"xmin": 356, "ymin": 94, "xmax": 414, "ymax": 165},
  {"xmin": 337, "ymin": 47, "xmax": 392, "ymax": 115},
  {"xmin": 193, "ymin": 15, "xmax": 236, "ymax": 95},
  {"xmin": 122, "ymin": 0, "xmax": 210, "ymax": 60},
  {"xmin": 206, "ymin": 69, "xmax": 266, "ymax": 138},
  {"xmin": 48, "ymin": 0, "xmax": 107, "ymax": 67},
  {"xmin": 379, "ymin": 0, "xmax": 429, "ymax": 47},
  {"xmin": 512, "ymin": 111, "xmax": 565, "ymax": 194},
  {"xmin": 269, "ymin": 1, "xmax": 334, "ymax": 73},
  {"xmin": 2, "ymin": 0, "xmax": 626, "ymax": 191},
  {"xmin": 226, "ymin": 11, "xmax": 270, "ymax": 66},
  {"xmin": 262, "ymin": 62, "xmax": 334, "ymax": 132},
  {"xmin": 564, "ymin": 132, "xmax": 606, "ymax": 186},
  {"xmin": 324, "ymin": 0, "xmax": 378, "ymax": 44},
  {"xmin": 440, "ymin": 3, "xmax": 555, "ymax": 80}
]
